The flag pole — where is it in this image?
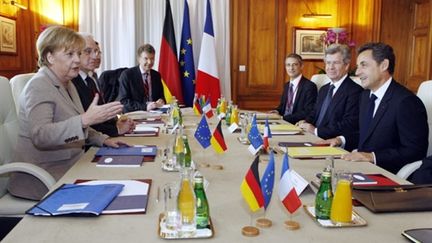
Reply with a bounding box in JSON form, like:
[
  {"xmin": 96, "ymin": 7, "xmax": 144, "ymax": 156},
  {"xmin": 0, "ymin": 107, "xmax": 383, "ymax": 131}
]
[{"xmin": 241, "ymin": 212, "xmax": 260, "ymax": 237}]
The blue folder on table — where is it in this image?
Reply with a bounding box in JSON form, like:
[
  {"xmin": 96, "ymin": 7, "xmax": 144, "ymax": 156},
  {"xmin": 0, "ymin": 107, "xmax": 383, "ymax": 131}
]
[
  {"xmin": 95, "ymin": 146, "xmax": 157, "ymax": 157},
  {"xmin": 27, "ymin": 184, "xmax": 124, "ymax": 216}
]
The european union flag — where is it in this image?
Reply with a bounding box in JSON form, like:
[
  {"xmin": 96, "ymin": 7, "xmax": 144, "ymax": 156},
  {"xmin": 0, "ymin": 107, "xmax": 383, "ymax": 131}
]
[
  {"xmin": 194, "ymin": 115, "xmax": 211, "ymax": 148},
  {"xmin": 179, "ymin": 0, "xmax": 195, "ymax": 107},
  {"xmin": 248, "ymin": 114, "xmax": 263, "ymax": 149},
  {"xmin": 260, "ymin": 150, "xmax": 275, "ymax": 209}
]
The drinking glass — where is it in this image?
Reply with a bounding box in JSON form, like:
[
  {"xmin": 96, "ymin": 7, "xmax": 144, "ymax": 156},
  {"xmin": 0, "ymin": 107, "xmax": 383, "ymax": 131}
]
[
  {"xmin": 330, "ymin": 172, "xmax": 353, "ymax": 224},
  {"xmin": 163, "ymin": 182, "xmax": 181, "ymax": 231}
]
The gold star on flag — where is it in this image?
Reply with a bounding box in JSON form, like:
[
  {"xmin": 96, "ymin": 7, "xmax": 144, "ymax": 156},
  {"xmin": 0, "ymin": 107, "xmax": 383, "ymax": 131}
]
[
  {"xmin": 180, "ymin": 61, "xmax": 185, "ymax": 66},
  {"xmin": 192, "ymin": 79, "xmax": 196, "ymax": 84},
  {"xmin": 187, "ymin": 38, "xmax": 192, "ymax": 45},
  {"xmin": 181, "ymin": 48, "xmax": 186, "ymax": 55},
  {"xmin": 184, "ymin": 71, "xmax": 190, "ymax": 78}
]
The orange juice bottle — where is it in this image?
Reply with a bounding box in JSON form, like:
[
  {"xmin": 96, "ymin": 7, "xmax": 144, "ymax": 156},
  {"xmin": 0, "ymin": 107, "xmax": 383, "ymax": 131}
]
[
  {"xmin": 330, "ymin": 177, "xmax": 352, "ymax": 223},
  {"xmin": 230, "ymin": 105, "xmax": 239, "ymax": 125},
  {"xmin": 177, "ymin": 168, "xmax": 196, "ymax": 235}
]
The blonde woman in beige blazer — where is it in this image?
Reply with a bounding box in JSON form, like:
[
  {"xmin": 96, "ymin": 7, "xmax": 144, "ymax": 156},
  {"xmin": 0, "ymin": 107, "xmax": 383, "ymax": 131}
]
[{"xmin": 8, "ymin": 26, "xmax": 125, "ymax": 200}]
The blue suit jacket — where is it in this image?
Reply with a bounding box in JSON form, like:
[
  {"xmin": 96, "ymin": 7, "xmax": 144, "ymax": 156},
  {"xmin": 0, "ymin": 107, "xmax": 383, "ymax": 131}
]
[
  {"xmin": 357, "ymin": 80, "xmax": 428, "ymax": 174},
  {"xmin": 411, "ymin": 156, "xmax": 432, "ymax": 184},
  {"xmin": 276, "ymin": 76, "xmax": 317, "ymax": 124},
  {"xmin": 118, "ymin": 66, "xmax": 165, "ymax": 112},
  {"xmin": 306, "ymin": 76, "xmax": 363, "ymax": 148}
]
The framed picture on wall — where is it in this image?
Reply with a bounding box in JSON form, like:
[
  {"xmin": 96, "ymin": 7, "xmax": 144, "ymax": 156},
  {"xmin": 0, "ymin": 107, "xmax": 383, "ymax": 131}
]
[
  {"xmin": 293, "ymin": 27, "xmax": 327, "ymax": 60},
  {"xmin": 0, "ymin": 16, "xmax": 17, "ymax": 54}
]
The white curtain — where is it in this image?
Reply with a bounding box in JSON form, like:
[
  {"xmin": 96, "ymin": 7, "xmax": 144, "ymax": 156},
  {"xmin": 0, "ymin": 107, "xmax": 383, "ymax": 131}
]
[{"xmin": 79, "ymin": 0, "xmax": 231, "ymax": 100}]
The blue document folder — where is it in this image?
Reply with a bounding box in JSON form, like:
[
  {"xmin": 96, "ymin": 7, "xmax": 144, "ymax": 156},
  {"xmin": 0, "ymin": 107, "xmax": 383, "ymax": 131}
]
[
  {"xmin": 27, "ymin": 184, "xmax": 124, "ymax": 216},
  {"xmin": 95, "ymin": 146, "xmax": 157, "ymax": 156}
]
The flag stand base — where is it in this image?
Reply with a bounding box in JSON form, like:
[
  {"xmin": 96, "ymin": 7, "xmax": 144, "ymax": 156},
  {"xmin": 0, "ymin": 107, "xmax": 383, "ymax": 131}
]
[
  {"xmin": 198, "ymin": 162, "xmax": 210, "ymax": 168},
  {"xmin": 241, "ymin": 226, "xmax": 260, "ymax": 237},
  {"xmin": 284, "ymin": 220, "xmax": 300, "ymax": 230},
  {"xmin": 256, "ymin": 218, "xmax": 272, "ymax": 228},
  {"xmin": 211, "ymin": 164, "xmax": 224, "ymax": 170}
]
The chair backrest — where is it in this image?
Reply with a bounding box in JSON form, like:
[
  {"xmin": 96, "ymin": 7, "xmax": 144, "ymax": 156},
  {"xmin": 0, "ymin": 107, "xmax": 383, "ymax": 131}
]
[
  {"xmin": 10, "ymin": 73, "xmax": 35, "ymax": 113},
  {"xmin": 0, "ymin": 76, "xmax": 19, "ymax": 195},
  {"xmin": 417, "ymin": 80, "xmax": 432, "ymax": 156},
  {"xmin": 310, "ymin": 74, "xmax": 331, "ymax": 91}
]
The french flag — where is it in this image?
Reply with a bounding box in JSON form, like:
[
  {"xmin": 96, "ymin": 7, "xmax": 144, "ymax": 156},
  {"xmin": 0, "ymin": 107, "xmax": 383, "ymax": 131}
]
[
  {"xmin": 278, "ymin": 152, "xmax": 302, "ymax": 214},
  {"xmin": 202, "ymin": 99, "xmax": 214, "ymax": 118},
  {"xmin": 263, "ymin": 117, "xmax": 272, "ymax": 151},
  {"xmin": 195, "ymin": 0, "xmax": 221, "ymax": 107}
]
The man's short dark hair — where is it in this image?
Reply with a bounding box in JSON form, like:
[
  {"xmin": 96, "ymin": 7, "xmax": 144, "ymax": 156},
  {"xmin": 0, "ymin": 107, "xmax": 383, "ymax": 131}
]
[
  {"xmin": 358, "ymin": 42, "xmax": 395, "ymax": 75},
  {"xmin": 286, "ymin": 53, "xmax": 303, "ymax": 65},
  {"xmin": 137, "ymin": 44, "xmax": 155, "ymax": 57}
]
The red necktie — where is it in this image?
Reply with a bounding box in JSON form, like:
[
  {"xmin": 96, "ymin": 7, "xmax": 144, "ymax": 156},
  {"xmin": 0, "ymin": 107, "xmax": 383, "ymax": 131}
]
[{"xmin": 143, "ymin": 72, "xmax": 149, "ymax": 98}]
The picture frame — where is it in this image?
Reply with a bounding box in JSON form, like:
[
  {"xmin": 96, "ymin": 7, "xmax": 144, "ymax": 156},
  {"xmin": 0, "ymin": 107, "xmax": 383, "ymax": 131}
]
[
  {"xmin": 293, "ymin": 27, "xmax": 327, "ymax": 60},
  {"xmin": 0, "ymin": 16, "xmax": 17, "ymax": 54}
]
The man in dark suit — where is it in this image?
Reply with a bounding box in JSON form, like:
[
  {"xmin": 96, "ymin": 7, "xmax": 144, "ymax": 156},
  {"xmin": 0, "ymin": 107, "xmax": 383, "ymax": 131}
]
[
  {"xmin": 298, "ymin": 44, "xmax": 363, "ymax": 150},
  {"xmin": 118, "ymin": 44, "xmax": 165, "ymax": 112},
  {"xmin": 327, "ymin": 42, "xmax": 428, "ymax": 174},
  {"xmin": 272, "ymin": 53, "xmax": 317, "ymax": 124},
  {"xmin": 72, "ymin": 34, "xmax": 134, "ymax": 137},
  {"xmin": 411, "ymin": 156, "xmax": 432, "ymax": 183}
]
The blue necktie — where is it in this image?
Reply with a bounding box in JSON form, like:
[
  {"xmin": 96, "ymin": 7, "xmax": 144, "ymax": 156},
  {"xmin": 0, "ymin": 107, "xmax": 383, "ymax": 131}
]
[
  {"xmin": 359, "ymin": 94, "xmax": 377, "ymax": 143},
  {"xmin": 316, "ymin": 84, "xmax": 335, "ymax": 127}
]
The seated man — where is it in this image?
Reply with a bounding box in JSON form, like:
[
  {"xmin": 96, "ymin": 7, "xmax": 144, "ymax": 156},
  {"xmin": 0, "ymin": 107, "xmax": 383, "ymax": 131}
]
[
  {"xmin": 325, "ymin": 42, "xmax": 428, "ymax": 175},
  {"xmin": 411, "ymin": 156, "xmax": 432, "ymax": 184},
  {"xmin": 118, "ymin": 44, "xmax": 165, "ymax": 112},
  {"xmin": 297, "ymin": 44, "xmax": 363, "ymax": 151},
  {"xmin": 272, "ymin": 53, "xmax": 317, "ymax": 124},
  {"xmin": 72, "ymin": 33, "xmax": 134, "ymax": 137}
]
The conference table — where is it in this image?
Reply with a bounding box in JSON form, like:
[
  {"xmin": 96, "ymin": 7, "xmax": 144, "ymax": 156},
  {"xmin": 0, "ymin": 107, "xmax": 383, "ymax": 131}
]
[{"xmin": 3, "ymin": 109, "xmax": 430, "ymax": 243}]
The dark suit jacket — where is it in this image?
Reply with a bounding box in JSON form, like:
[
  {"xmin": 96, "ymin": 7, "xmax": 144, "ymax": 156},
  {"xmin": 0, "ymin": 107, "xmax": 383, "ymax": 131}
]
[
  {"xmin": 98, "ymin": 67, "xmax": 127, "ymax": 103},
  {"xmin": 306, "ymin": 76, "xmax": 363, "ymax": 148},
  {"xmin": 276, "ymin": 76, "xmax": 317, "ymax": 124},
  {"xmin": 118, "ymin": 66, "xmax": 165, "ymax": 112},
  {"xmin": 357, "ymin": 80, "xmax": 428, "ymax": 174},
  {"xmin": 411, "ymin": 156, "xmax": 432, "ymax": 184},
  {"xmin": 72, "ymin": 75, "xmax": 119, "ymax": 137}
]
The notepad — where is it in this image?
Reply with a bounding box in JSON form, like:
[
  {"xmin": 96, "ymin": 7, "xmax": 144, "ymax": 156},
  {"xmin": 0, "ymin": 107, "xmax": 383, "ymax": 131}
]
[
  {"xmin": 77, "ymin": 180, "xmax": 151, "ymax": 214},
  {"xmin": 258, "ymin": 124, "xmax": 302, "ymax": 135},
  {"xmin": 95, "ymin": 146, "xmax": 157, "ymax": 156},
  {"xmin": 278, "ymin": 142, "xmax": 330, "ymax": 147},
  {"xmin": 124, "ymin": 110, "xmax": 161, "ymax": 120},
  {"xmin": 26, "ymin": 184, "xmax": 124, "ymax": 216},
  {"xmin": 285, "ymin": 146, "xmax": 348, "ymax": 158},
  {"xmin": 124, "ymin": 125, "xmax": 160, "ymax": 137}
]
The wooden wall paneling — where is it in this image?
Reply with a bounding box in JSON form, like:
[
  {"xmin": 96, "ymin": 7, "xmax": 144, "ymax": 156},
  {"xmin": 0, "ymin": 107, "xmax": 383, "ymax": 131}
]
[
  {"xmin": 285, "ymin": 0, "xmax": 342, "ymax": 80},
  {"xmin": 406, "ymin": 0, "xmax": 431, "ymax": 92},
  {"xmin": 0, "ymin": 0, "xmax": 34, "ymax": 79},
  {"xmin": 379, "ymin": 0, "xmax": 412, "ymax": 88},
  {"xmin": 0, "ymin": 0, "xmax": 80, "ymax": 79},
  {"xmin": 231, "ymin": 0, "xmax": 287, "ymax": 110},
  {"xmin": 351, "ymin": 0, "xmax": 381, "ymax": 67}
]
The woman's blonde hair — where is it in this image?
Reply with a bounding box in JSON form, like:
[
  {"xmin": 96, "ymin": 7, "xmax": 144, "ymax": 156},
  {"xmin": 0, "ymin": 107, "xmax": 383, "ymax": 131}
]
[{"xmin": 36, "ymin": 26, "xmax": 85, "ymax": 67}]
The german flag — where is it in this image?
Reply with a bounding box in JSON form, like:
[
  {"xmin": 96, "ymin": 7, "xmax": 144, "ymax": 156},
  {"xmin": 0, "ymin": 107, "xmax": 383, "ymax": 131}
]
[
  {"xmin": 158, "ymin": 0, "xmax": 183, "ymax": 104},
  {"xmin": 210, "ymin": 120, "xmax": 227, "ymax": 153},
  {"xmin": 240, "ymin": 156, "xmax": 264, "ymax": 212}
]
